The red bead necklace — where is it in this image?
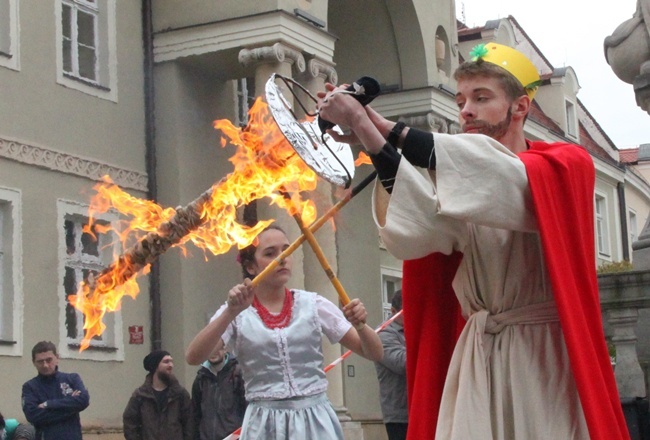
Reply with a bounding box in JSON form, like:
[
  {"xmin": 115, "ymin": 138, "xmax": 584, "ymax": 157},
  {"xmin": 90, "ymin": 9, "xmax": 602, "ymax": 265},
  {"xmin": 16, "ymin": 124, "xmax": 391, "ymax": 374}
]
[{"xmin": 253, "ymin": 288, "xmax": 293, "ymax": 329}]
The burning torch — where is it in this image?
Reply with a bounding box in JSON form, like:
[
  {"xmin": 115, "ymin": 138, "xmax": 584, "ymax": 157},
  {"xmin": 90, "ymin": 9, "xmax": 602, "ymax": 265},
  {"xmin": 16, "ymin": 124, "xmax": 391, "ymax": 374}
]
[{"xmin": 70, "ymin": 73, "xmax": 380, "ymax": 350}]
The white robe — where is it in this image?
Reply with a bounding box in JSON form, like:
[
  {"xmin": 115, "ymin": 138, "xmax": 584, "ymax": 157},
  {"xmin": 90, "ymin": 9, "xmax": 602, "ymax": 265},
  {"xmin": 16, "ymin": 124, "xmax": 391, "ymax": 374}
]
[{"xmin": 373, "ymin": 134, "xmax": 589, "ymax": 439}]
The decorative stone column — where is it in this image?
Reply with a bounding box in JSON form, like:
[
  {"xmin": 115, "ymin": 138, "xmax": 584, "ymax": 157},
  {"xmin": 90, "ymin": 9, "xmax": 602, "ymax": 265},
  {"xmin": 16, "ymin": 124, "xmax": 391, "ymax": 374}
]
[
  {"xmin": 238, "ymin": 42, "xmax": 306, "ymax": 118},
  {"xmin": 302, "ymin": 58, "xmax": 338, "ymax": 89},
  {"xmin": 609, "ymin": 308, "xmax": 647, "ymax": 397},
  {"xmin": 599, "ymin": 269, "xmax": 650, "ymax": 439},
  {"xmin": 295, "ymin": 58, "xmax": 359, "ymax": 431},
  {"xmin": 400, "ymin": 112, "xmax": 451, "ymax": 134},
  {"xmin": 238, "ymin": 42, "xmax": 307, "ymax": 285}
]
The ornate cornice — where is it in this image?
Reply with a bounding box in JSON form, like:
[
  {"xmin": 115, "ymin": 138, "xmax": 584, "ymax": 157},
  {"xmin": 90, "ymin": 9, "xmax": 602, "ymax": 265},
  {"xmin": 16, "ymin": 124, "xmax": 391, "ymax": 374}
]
[
  {"xmin": 238, "ymin": 42, "xmax": 306, "ymax": 72},
  {"xmin": 0, "ymin": 137, "xmax": 148, "ymax": 192}
]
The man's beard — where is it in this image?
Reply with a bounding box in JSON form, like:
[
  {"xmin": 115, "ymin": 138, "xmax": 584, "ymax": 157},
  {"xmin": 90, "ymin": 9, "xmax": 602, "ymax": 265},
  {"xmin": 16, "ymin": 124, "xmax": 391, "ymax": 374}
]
[
  {"xmin": 465, "ymin": 108, "xmax": 512, "ymax": 140},
  {"xmin": 157, "ymin": 370, "xmax": 175, "ymax": 386}
]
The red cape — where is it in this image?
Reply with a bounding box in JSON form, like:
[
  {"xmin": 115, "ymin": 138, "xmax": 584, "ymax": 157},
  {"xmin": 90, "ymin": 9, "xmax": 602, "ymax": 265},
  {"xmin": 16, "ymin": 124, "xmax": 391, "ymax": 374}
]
[{"xmin": 402, "ymin": 141, "xmax": 629, "ymax": 440}]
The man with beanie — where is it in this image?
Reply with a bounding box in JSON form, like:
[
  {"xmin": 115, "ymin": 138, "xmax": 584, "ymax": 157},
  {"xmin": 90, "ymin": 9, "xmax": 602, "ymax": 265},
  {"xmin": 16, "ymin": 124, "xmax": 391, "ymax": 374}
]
[
  {"xmin": 123, "ymin": 350, "xmax": 192, "ymax": 440},
  {"xmin": 191, "ymin": 345, "xmax": 246, "ymax": 440}
]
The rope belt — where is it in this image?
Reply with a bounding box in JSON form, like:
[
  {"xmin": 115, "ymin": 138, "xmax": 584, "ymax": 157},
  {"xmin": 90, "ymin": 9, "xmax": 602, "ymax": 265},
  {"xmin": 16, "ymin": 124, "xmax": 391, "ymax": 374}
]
[{"xmin": 482, "ymin": 301, "xmax": 559, "ymax": 334}]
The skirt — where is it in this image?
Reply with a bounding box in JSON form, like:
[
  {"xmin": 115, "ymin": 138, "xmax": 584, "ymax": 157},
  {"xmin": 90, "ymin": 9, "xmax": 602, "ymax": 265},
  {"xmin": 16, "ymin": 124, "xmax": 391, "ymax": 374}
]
[{"xmin": 240, "ymin": 392, "xmax": 344, "ymax": 440}]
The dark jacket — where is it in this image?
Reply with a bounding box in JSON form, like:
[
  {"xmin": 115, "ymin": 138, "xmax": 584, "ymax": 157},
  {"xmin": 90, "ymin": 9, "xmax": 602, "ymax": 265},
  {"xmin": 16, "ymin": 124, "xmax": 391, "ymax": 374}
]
[
  {"xmin": 21, "ymin": 369, "xmax": 90, "ymax": 440},
  {"xmin": 191, "ymin": 356, "xmax": 247, "ymax": 440},
  {"xmin": 122, "ymin": 374, "xmax": 193, "ymax": 440},
  {"xmin": 374, "ymin": 320, "xmax": 408, "ymax": 424}
]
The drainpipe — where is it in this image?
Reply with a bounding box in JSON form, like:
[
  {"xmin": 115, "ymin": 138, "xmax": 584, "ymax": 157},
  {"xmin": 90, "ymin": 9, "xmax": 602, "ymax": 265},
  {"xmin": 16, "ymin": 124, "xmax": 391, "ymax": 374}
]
[
  {"xmin": 618, "ymin": 182, "xmax": 630, "ymax": 262},
  {"xmin": 142, "ymin": 0, "xmax": 162, "ymax": 350}
]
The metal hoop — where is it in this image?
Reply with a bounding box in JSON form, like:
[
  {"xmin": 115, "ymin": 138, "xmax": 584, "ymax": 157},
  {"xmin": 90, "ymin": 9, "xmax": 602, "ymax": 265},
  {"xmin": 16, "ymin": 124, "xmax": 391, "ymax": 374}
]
[{"xmin": 265, "ymin": 73, "xmax": 355, "ymax": 188}]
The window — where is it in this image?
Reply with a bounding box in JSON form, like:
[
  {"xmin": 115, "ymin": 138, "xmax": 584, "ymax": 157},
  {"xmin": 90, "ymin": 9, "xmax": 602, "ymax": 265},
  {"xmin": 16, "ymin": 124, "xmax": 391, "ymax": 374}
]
[
  {"xmin": 235, "ymin": 77, "xmax": 255, "ymax": 127},
  {"xmin": 0, "ymin": 187, "xmax": 22, "ymax": 356},
  {"xmin": 595, "ymin": 194, "xmax": 611, "ymax": 257},
  {"xmin": 629, "ymin": 210, "xmax": 638, "ymax": 244},
  {"xmin": 565, "ymin": 99, "xmax": 577, "ymax": 139},
  {"xmin": 62, "ymin": 0, "xmax": 99, "ymax": 82},
  {"xmin": 58, "ymin": 200, "xmax": 123, "ymax": 360},
  {"xmin": 380, "ymin": 267, "xmax": 402, "ymax": 322},
  {"xmin": 0, "ymin": 0, "xmax": 20, "ymax": 71},
  {"xmin": 56, "ymin": 0, "xmax": 117, "ymax": 101}
]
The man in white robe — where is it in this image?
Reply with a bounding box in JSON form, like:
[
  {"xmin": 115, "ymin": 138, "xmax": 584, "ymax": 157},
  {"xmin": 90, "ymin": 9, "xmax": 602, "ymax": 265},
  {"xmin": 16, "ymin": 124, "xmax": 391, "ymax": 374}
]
[{"xmin": 318, "ymin": 43, "xmax": 628, "ymax": 440}]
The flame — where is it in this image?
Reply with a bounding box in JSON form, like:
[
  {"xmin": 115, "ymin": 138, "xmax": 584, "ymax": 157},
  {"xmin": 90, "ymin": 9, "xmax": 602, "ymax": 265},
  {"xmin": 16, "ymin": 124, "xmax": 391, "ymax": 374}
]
[
  {"xmin": 69, "ymin": 97, "xmax": 320, "ymax": 350},
  {"xmin": 355, "ymin": 151, "xmax": 372, "ymax": 166}
]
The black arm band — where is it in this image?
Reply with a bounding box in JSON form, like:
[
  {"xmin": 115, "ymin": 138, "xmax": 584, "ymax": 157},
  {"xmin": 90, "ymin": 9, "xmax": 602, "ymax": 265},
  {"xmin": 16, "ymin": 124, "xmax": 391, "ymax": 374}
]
[
  {"xmin": 401, "ymin": 127, "xmax": 436, "ymax": 170},
  {"xmin": 387, "ymin": 121, "xmax": 407, "ymax": 148},
  {"xmin": 369, "ymin": 143, "xmax": 401, "ymax": 194}
]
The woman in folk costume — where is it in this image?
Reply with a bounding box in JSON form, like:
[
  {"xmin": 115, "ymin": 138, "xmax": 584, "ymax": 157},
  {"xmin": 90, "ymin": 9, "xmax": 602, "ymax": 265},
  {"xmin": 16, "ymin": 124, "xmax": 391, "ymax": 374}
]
[
  {"xmin": 318, "ymin": 43, "xmax": 628, "ymax": 439},
  {"xmin": 186, "ymin": 224, "xmax": 383, "ymax": 439}
]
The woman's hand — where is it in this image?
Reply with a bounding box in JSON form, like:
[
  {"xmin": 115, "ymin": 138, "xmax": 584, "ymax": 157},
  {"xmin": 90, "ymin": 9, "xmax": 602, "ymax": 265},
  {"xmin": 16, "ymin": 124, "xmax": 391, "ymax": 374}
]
[
  {"xmin": 339, "ymin": 298, "xmax": 384, "ymax": 362},
  {"xmin": 186, "ymin": 282, "xmax": 253, "ymax": 366},
  {"xmin": 226, "ymin": 279, "xmax": 255, "ymax": 315},
  {"xmin": 343, "ymin": 298, "xmax": 368, "ymax": 330}
]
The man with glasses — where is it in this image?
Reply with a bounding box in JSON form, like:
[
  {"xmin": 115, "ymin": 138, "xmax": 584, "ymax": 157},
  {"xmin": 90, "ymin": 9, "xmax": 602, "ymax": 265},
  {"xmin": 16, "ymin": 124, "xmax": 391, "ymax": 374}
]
[{"xmin": 22, "ymin": 341, "xmax": 89, "ymax": 440}]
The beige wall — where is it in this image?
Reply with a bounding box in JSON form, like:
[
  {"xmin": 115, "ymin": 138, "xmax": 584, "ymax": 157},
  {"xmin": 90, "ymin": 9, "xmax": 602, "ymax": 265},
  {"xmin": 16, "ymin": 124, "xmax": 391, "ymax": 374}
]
[{"xmin": 0, "ymin": 0, "xmax": 149, "ymax": 428}]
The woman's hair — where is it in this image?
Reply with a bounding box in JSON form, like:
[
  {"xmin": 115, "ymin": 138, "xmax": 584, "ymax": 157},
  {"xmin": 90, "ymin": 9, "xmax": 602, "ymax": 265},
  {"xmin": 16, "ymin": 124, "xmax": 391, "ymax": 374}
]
[
  {"xmin": 454, "ymin": 59, "xmax": 528, "ymax": 102},
  {"xmin": 237, "ymin": 224, "xmax": 286, "ymax": 279}
]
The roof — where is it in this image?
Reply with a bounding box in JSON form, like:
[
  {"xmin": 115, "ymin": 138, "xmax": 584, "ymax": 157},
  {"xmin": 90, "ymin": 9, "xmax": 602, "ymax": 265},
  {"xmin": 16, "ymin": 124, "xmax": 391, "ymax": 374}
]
[{"xmin": 620, "ymin": 148, "xmax": 639, "ymax": 164}]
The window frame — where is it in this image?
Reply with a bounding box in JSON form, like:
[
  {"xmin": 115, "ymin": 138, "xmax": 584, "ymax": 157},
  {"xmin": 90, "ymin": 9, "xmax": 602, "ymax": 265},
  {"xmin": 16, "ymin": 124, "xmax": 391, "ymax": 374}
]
[
  {"xmin": 234, "ymin": 77, "xmax": 255, "ymax": 127},
  {"xmin": 55, "ymin": 0, "xmax": 117, "ymax": 101},
  {"xmin": 0, "ymin": 186, "xmax": 23, "ymax": 357},
  {"xmin": 629, "ymin": 209, "xmax": 638, "ymax": 245},
  {"xmin": 565, "ymin": 98, "xmax": 578, "ymax": 139},
  {"xmin": 61, "ymin": 0, "xmax": 100, "ymax": 83},
  {"xmin": 380, "ymin": 266, "xmax": 402, "ymax": 322},
  {"xmin": 595, "ymin": 192, "xmax": 612, "ymax": 259},
  {"xmin": 57, "ymin": 199, "xmax": 124, "ymax": 361},
  {"xmin": 0, "ymin": 0, "xmax": 20, "ymax": 71}
]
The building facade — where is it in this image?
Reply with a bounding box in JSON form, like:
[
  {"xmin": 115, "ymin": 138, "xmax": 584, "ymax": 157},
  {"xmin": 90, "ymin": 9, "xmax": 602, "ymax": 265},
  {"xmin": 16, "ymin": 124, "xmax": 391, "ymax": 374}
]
[{"xmin": 1, "ymin": 1, "xmax": 648, "ymax": 438}]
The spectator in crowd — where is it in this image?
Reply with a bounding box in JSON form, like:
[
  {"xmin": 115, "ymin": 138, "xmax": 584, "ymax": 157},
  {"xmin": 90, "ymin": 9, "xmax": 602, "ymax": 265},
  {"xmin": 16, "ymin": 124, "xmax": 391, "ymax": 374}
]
[
  {"xmin": 1, "ymin": 411, "xmax": 36, "ymax": 440},
  {"xmin": 123, "ymin": 350, "xmax": 192, "ymax": 440},
  {"xmin": 374, "ymin": 290, "xmax": 408, "ymax": 440},
  {"xmin": 0, "ymin": 411, "xmax": 19, "ymax": 440},
  {"xmin": 11, "ymin": 424, "xmax": 36, "ymax": 440},
  {"xmin": 21, "ymin": 341, "xmax": 89, "ymax": 440},
  {"xmin": 191, "ymin": 344, "xmax": 247, "ymax": 440}
]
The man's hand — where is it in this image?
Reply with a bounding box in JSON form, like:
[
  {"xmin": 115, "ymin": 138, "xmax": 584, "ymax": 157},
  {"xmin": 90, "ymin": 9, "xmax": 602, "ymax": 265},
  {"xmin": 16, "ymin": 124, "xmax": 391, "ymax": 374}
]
[{"xmin": 318, "ymin": 83, "xmax": 391, "ymax": 155}]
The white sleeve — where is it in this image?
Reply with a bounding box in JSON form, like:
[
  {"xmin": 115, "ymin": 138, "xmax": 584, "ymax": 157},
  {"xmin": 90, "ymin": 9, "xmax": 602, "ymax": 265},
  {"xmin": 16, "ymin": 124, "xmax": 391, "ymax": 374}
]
[
  {"xmin": 433, "ymin": 133, "xmax": 537, "ymax": 231},
  {"xmin": 209, "ymin": 303, "xmax": 234, "ymax": 347},
  {"xmin": 373, "ymin": 133, "xmax": 537, "ymax": 261},
  {"xmin": 316, "ymin": 296, "xmax": 352, "ymax": 344}
]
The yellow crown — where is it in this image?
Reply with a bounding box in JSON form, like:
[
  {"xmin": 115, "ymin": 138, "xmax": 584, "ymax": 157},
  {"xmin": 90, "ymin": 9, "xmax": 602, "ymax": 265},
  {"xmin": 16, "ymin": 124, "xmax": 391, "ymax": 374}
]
[{"xmin": 469, "ymin": 43, "xmax": 541, "ymax": 100}]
